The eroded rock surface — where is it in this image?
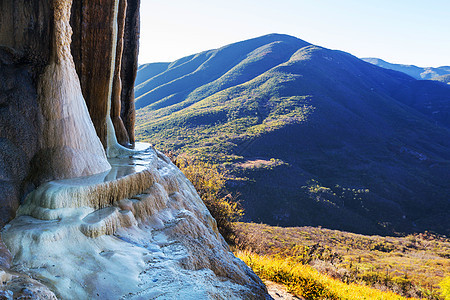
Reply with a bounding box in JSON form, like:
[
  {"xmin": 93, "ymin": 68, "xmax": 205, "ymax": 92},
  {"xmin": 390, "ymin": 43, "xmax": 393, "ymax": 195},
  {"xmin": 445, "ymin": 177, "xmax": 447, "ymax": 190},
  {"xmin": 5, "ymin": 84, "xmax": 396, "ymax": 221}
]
[
  {"xmin": 0, "ymin": 62, "xmax": 40, "ymax": 224},
  {"xmin": 0, "ymin": 0, "xmax": 52, "ymax": 225},
  {"xmin": 70, "ymin": 0, "xmax": 138, "ymax": 147},
  {"xmin": 0, "ymin": 0, "xmax": 140, "ymax": 224},
  {"xmin": 2, "ymin": 146, "xmax": 270, "ymax": 299},
  {"xmin": 33, "ymin": 0, "xmax": 111, "ymax": 184}
]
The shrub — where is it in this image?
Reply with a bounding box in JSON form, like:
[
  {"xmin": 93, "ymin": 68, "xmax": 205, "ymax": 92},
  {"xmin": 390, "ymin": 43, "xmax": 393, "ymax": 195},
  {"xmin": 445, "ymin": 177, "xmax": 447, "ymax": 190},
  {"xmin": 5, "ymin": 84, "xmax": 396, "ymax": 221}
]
[
  {"xmin": 232, "ymin": 222, "xmax": 444, "ymax": 299},
  {"xmin": 169, "ymin": 154, "xmax": 243, "ymax": 243},
  {"xmin": 370, "ymin": 241, "xmax": 395, "ymax": 253}
]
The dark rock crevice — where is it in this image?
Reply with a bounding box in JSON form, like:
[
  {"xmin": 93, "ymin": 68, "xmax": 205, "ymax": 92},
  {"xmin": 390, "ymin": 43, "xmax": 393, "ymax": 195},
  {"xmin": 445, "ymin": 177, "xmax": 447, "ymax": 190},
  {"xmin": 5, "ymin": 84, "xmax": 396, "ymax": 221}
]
[{"xmin": 120, "ymin": 0, "xmax": 140, "ymax": 146}]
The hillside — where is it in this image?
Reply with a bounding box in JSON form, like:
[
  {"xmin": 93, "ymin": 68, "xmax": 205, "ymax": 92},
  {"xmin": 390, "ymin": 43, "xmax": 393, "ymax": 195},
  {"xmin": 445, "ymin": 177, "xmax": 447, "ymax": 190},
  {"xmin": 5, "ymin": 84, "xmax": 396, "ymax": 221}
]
[
  {"xmin": 135, "ymin": 34, "xmax": 450, "ymax": 236},
  {"xmin": 234, "ymin": 222, "xmax": 450, "ymax": 299},
  {"xmin": 432, "ymin": 74, "xmax": 450, "ymax": 84},
  {"xmin": 135, "ymin": 62, "xmax": 169, "ymax": 86},
  {"xmin": 361, "ymin": 57, "xmax": 450, "ymax": 80}
]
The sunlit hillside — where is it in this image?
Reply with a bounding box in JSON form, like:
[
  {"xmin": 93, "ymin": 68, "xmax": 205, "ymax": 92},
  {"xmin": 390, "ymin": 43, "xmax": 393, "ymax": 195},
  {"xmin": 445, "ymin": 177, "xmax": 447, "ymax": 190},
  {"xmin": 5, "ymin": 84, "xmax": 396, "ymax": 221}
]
[{"xmin": 135, "ymin": 34, "xmax": 450, "ymax": 236}]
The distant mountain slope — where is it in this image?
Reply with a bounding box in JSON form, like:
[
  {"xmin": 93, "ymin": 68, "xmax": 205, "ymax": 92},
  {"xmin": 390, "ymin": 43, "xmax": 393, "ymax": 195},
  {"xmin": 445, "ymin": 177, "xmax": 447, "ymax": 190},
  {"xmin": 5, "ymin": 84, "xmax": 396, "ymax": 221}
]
[
  {"xmin": 432, "ymin": 74, "xmax": 450, "ymax": 84},
  {"xmin": 362, "ymin": 57, "xmax": 450, "ymax": 80},
  {"xmin": 135, "ymin": 34, "xmax": 450, "ymax": 236},
  {"xmin": 135, "ymin": 62, "xmax": 169, "ymax": 86}
]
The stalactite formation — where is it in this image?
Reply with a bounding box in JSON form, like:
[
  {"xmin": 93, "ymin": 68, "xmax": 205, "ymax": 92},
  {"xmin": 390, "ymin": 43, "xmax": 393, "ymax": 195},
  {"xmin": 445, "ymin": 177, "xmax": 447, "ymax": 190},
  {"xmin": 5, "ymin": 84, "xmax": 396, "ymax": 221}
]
[
  {"xmin": 104, "ymin": 0, "xmax": 137, "ymax": 158},
  {"xmin": 32, "ymin": 0, "xmax": 111, "ymax": 184},
  {"xmin": 111, "ymin": 0, "xmax": 132, "ymax": 147},
  {"xmin": 120, "ymin": 0, "xmax": 140, "ymax": 146}
]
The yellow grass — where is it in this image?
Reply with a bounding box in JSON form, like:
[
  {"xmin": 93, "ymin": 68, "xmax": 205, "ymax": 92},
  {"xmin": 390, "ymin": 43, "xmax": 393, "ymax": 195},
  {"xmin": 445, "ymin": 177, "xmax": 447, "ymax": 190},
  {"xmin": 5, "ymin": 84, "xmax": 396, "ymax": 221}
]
[
  {"xmin": 440, "ymin": 276, "xmax": 450, "ymax": 300},
  {"xmin": 233, "ymin": 222, "xmax": 450, "ymax": 298},
  {"xmin": 236, "ymin": 250, "xmax": 419, "ymax": 300}
]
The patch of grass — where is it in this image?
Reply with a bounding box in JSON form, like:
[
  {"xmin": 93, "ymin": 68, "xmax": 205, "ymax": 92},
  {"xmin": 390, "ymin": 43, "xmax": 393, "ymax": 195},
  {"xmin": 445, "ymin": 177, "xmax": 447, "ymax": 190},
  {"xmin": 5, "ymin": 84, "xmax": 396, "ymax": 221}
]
[
  {"xmin": 236, "ymin": 250, "xmax": 416, "ymax": 299},
  {"xmin": 439, "ymin": 277, "xmax": 450, "ymax": 300},
  {"xmin": 233, "ymin": 222, "xmax": 450, "ymax": 299}
]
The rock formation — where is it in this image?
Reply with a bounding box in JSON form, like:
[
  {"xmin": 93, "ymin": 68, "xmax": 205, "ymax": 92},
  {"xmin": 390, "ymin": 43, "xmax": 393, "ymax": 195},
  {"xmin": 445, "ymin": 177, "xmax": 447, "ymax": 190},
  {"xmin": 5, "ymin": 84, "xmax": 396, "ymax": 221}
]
[
  {"xmin": 33, "ymin": 0, "xmax": 111, "ymax": 183},
  {"xmin": 119, "ymin": 0, "xmax": 140, "ymax": 145},
  {"xmin": 2, "ymin": 146, "xmax": 269, "ymax": 299},
  {"xmin": 0, "ymin": 0, "xmax": 52, "ymax": 224},
  {"xmin": 0, "ymin": 0, "xmax": 139, "ymax": 225},
  {"xmin": 0, "ymin": 0, "xmax": 270, "ymax": 298},
  {"xmin": 70, "ymin": 0, "xmax": 138, "ymax": 148}
]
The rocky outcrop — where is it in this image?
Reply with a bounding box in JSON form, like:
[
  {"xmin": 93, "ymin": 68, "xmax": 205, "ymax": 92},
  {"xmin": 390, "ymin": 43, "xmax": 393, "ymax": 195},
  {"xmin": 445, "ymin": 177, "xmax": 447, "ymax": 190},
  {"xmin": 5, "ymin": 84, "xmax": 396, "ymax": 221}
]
[
  {"xmin": 2, "ymin": 146, "xmax": 269, "ymax": 299},
  {"xmin": 0, "ymin": 0, "xmax": 139, "ymax": 224}
]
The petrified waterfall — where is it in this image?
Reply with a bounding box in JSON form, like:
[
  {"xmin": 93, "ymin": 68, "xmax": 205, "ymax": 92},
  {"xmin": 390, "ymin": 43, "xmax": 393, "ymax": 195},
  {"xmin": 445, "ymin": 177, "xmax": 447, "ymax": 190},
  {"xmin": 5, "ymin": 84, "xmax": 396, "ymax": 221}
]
[
  {"xmin": 33, "ymin": 0, "xmax": 111, "ymax": 183},
  {"xmin": 0, "ymin": 0, "xmax": 269, "ymax": 299},
  {"xmin": 104, "ymin": 0, "xmax": 136, "ymax": 158},
  {"xmin": 3, "ymin": 147, "xmax": 268, "ymax": 298}
]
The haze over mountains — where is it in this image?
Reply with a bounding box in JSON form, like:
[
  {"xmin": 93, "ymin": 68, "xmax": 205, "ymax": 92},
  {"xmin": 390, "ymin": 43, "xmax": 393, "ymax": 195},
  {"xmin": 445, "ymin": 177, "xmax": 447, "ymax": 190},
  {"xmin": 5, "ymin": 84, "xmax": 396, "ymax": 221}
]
[
  {"xmin": 362, "ymin": 57, "xmax": 450, "ymax": 80},
  {"xmin": 135, "ymin": 34, "xmax": 450, "ymax": 236}
]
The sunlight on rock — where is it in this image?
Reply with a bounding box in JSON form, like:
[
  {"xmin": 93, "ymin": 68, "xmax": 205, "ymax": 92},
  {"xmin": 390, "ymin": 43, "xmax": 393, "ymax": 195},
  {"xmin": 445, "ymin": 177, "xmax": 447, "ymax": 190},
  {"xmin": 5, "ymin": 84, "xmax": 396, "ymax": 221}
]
[
  {"xmin": 33, "ymin": 0, "xmax": 111, "ymax": 184},
  {"xmin": 2, "ymin": 145, "xmax": 268, "ymax": 299}
]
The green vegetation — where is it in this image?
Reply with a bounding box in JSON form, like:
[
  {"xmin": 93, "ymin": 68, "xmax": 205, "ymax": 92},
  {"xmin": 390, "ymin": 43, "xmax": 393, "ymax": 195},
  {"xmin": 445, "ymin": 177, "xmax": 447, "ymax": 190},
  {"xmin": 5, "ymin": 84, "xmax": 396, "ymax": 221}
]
[
  {"xmin": 169, "ymin": 154, "xmax": 243, "ymax": 242},
  {"xmin": 233, "ymin": 222, "xmax": 450, "ymax": 299},
  {"xmin": 136, "ymin": 34, "xmax": 450, "ymax": 236},
  {"xmin": 165, "ymin": 134, "xmax": 449, "ymax": 299},
  {"xmin": 169, "ymin": 153, "xmax": 449, "ymax": 299},
  {"xmin": 137, "ymin": 86, "xmax": 315, "ymax": 163}
]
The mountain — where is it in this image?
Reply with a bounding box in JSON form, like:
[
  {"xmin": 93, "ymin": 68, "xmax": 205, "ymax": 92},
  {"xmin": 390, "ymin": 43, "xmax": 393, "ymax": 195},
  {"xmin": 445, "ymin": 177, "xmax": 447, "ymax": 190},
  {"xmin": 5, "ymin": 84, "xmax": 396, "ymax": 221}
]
[
  {"xmin": 432, "ymin": 74, "xmax": 450, "ymax": 84},
  {"xmin": 361, "ymin": 57, "xmax": 450, "ymax": 80},
  {"xmin": 136, "ymin": 62, "xmax": 170, "ymax": 86},
  {"xmin": 135, "ymin": 34, "xmax": 450, "ymax": 236}
]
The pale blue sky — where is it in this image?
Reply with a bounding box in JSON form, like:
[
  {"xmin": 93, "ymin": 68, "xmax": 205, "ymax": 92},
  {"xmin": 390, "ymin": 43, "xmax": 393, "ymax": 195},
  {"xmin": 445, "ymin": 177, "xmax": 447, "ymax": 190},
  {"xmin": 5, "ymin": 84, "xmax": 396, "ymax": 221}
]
[{"xmin": 139, "ymin": 0, "xmax": 450, "ymax": 67}]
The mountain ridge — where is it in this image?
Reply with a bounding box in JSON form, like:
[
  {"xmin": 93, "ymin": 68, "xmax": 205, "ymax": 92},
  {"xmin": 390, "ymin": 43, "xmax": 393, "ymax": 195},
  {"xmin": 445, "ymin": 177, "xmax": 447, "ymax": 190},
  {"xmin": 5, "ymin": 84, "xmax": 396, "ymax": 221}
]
[
  {"xmin": 361, "ymin": 57, "xmax": 450, "ymax": 80},
  {"xmin": 135, "ymin": 34, "xmax": 450, "ymax": 236}
]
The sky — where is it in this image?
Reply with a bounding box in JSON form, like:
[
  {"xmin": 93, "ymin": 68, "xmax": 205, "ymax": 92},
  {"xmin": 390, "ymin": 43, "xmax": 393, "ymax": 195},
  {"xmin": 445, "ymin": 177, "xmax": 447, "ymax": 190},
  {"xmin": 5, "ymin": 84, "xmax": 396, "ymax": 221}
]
[{"xmin": 139, "ymin": 0, "xmax": 450, "ymax": 67}]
